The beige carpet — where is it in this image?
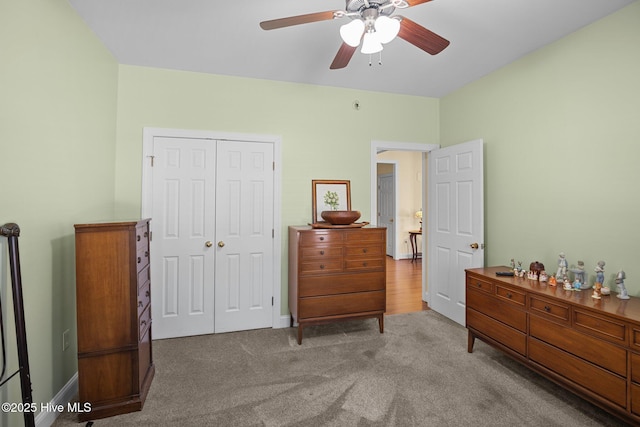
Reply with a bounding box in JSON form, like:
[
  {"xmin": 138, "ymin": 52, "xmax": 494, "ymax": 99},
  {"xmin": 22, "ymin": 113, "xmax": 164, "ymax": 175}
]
[{"xmin": 53, "ymin": 310, "xmax": 628, "ymax": 426}]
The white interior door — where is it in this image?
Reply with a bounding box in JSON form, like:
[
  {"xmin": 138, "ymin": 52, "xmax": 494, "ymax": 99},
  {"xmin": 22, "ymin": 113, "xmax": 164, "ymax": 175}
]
[
  {"xmin": 149, "ymin": 136, "xmax": 275, "ymax": 339},
  {"xmin": 214, "ymin": 140, "xmax": 274, "ymax": 333},
  {"xmin": 151, "ymin": 137, "xmax": 216, "ymax": 339},
  {"xmin": 377, "ymin": 172, "xmax": 396, "ymax": 257},
  {"xmin": 427, "ymin": 139, "xmax": 484, "ymax": 326}
]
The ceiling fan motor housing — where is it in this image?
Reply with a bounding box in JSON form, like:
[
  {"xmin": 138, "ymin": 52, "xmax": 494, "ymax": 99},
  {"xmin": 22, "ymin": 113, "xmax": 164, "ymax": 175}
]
[{"xmin": 346, "ymin": 0, "xmax": 396, "ymax": 17}]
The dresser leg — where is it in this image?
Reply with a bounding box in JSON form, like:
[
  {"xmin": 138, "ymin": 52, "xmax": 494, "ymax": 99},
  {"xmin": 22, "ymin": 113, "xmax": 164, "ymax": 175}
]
[
  {"xmin": 297, "ymin": 324, "xmax": 303, "ymax": 345},
  {"xmin": 467, "ymin": 330, "xmax": 475, "ymax": 353},
  {"xmin": 378, "ymin": 314, "xmax": 384, "ymax": 333}
]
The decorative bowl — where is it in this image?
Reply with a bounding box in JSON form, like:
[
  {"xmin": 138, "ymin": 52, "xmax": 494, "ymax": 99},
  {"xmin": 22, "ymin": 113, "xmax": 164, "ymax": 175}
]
[{"xmin": 321, "ymin": 210, "xmax": 361, "ymax": 225}]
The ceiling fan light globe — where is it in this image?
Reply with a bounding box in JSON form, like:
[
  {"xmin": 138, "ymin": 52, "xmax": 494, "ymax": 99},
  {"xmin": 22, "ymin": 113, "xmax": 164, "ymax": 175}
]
[
  {"xmin": 340, "ymin": 19, "xmax": 365, "ymax": 47},
  {"xmin": 361, "ymin": 32, "xmax": 383, "ymax": 54},
  {"xmin": 375, "ymin": 16, "xmax": 400, "ymax": 44}
]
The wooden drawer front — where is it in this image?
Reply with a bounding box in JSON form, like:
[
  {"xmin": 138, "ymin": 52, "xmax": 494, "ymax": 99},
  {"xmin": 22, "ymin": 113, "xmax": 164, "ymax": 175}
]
[
  {"xmin": 345, "ymin": 258, "xmax": 385, "ymax": 272},
  {"xmin": 139, "ymin": 327, "xmax": 152, "ymax": 388},
  {"xmin": 467, "ymin": 288, "xmax": 526, "ymax": 332},
  {"xmin": 299, "ymin": 260, "xmax": 343, "ymax": 275},
  {"xmin": 345, "ymin": 229, "xmax": 385, "ymax": 243},
  {"xmin": 299, "ymin": 290, "xmax": 385, "ymax": 319},
  {"xmin": 299, "ymin": 231, "xmax": 342, "ymax": 246},
  {"xmin": 139, "ymin": 305, "xmax": 151, "ymax": 339},
  {"xmin": 573, "ymin": 309, "xmax": 627, "ymax": 345},
  {"xmin": 530, "ymin": 315, "xmax": 627, "ymax": 377},
  {"xmin": 529, "ymin": 296, "xmax": 570, "ymax": 325},
  {"xmin": 495, "ymin": 285, "xmax": 525, "ymax": 307},
  {"xmin": 529, "ymin": 337, "xmax": 626, "ymax": 407},
  {"xmin": 136, "ymin": 245, "xmax": 150, "ymax": 271},
  {"xmin": 466, "ymin": 275, "xmax": 494, "ymax": 294},
  {"xmin": 136, "ymin": 223, "xmax": 149, "ymax": 252},
  {"xmin": 137, "ymin": 265, "xmax": 150, "ymax": 290},
  {"xmin": 632, "ymin": 353, "xmax": 640, "ymax": 384},
  {"xmin": 345, "ymin": 244, "xmax": 384, "ymax": 259},
  {"xmin": 301, "ymin": 246, "xmax": 343, "ymax": 260},
  {"xmin": 137, "ymin": 279, "xmax": 151, "ymax": 318},
  {"xmin": 299, "ymin": 272, "xmax": 385, "ymax": 297},
  {"xmin": 467, "ymin": 308, "xmax": 526, "ymax": 355},
  {"xmin": 632, "ymin": 383, "xmax": 640, "ymax": 416}
]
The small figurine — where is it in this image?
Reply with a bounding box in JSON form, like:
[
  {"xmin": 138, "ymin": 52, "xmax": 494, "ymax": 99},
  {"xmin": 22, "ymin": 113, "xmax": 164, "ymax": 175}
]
[
  {"xmin": 573, "ymin": 279, "xmax": 582, "ymax": 291},
  {"xmin": 616, "ymin": 270, "xmax": 630, "ymax": 300},
  {"xmin": 592, "ymin": 282, "xmax": 602, "ymax": 299},
  {"xmin": 570, "ymin": 260, "xmax": 586, "ymax": 287},
  {"xmin": 595, "ymin": 260, "xmax": 605, "ymax": 282},
  {"xmin": 556, "ymin": 252, "xmax": 568, "ymax": 281},
  {"xmin": 510, "ymin": 258, "xmax": 516, "ymax": 271},
  {"xmin": 548, "ymin": 274, "xmax": 557, "ymax": 286},
  {"xmin": 539, "ymin": 271, "xmax": 548, "ymax": 282},
  {"xmin": 563, "ymin": 275, "xmax": 572, "ymax": 290}
]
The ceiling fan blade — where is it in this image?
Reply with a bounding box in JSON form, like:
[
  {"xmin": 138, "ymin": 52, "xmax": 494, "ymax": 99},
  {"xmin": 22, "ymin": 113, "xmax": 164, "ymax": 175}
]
[
  {"xmin": 330, "ymin": 43, "xmax": 357, "ymax": 69},
  {"xmin": 397, "ymin": 17, "xmax": 450, "ymax": 55},
  {"xmin": 405, "ymin": 0, "xmax": 434, "ymax": 6},
  {"xmin": 260, "ymin": 11, "xmax": 337, "ymax": 30}
]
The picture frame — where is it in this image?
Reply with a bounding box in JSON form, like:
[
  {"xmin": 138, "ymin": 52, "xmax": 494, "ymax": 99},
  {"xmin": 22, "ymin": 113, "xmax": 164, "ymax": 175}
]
[{"xmin": 312, "ymin": 179, "xmax": 351, "ymax": 223}]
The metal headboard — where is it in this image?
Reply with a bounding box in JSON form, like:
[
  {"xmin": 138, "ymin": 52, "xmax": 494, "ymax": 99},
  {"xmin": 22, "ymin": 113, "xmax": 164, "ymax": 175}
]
[{"xmin": 0, "ymin": 223, "xmax": 35, "ymax": 427}]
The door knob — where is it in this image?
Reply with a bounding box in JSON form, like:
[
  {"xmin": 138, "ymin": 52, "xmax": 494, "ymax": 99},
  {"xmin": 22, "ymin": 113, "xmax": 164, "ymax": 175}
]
[
  {"xmin": 389, "ymin": 218, "xmax": 394, "ymax": 222},
  {"xmin": 205, "ymin": 241, "xmax": 213, "ymax": 247},
  {"xmin": 218, "ymin": 241, "xmax": 225, "ymax": 248},
  {"xmin": 470, "ymin": 243, "xmax": 479, "ymax": 249}
]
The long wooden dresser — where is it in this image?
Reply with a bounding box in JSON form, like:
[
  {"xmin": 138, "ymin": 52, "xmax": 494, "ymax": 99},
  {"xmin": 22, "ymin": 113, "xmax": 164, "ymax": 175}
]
[
  {"xmin": 466, "ymin": 266, "xmax": 640, "ymax": 425},
  {"xmin": 75, "ymin": 219, "xmax": 154, "ymax": 421},
  {"xmin": 289, "ymin": 225, "xmax": 386, "ymax": 344}
]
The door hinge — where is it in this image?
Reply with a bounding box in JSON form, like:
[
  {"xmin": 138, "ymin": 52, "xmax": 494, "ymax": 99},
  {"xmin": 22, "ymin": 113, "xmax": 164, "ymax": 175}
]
[
  {"xmin": 150, "ymin": 231, "xmax": 152, "ymax": 242},
  {"xmin": 272, "ymin": 161, "xmax": 275, "ymax": 171},
  {"xmin": 272, "ymin": 229, "xmax": 274, "ymax": 238},
  {"xmin": 272, "ymin": 296, "xmax": 274, "ymax": 306},
  {"xmin": 148, "ymin": 155, "xmax": 155, "ymax": 167}
]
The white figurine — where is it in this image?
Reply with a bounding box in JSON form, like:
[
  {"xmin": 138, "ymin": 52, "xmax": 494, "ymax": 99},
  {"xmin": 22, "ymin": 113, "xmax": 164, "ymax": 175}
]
[
  {"xmin": 616, "ymin": 270, "xmax": 630, "ymax": 300},
  {"xmin": 570, "ymin": 260, "xmax": 588, "ymax": 288},
  {"xmin": 556, "ymin": 252, "xmax": 568, "ymax": 281},
  {"xmin": 595, "ymin": 261, "xmax": 606, "ymax": 286},
  {"xmin": 539, "ymin": 271, "xmax": 548, "ymax": 282}
]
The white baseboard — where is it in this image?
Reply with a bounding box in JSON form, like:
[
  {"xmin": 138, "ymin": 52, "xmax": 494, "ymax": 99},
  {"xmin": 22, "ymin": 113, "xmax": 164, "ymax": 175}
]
[
  {"xmin": 35, "ymin": 373, "xmax": 78, "ymax": 427},
  {"xmin": 276, "ymin": 314, "xmax": 291, "ymax": 329}
]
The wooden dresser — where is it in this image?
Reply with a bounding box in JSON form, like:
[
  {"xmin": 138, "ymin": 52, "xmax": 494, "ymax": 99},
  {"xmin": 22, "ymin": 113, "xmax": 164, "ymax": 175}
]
[
  {"xmin": 466, "ymin": 266, "xmax": 640, "ymax": 425},
  {"xmin": 288, "ymin": 226, "xmax": 386, "ymax": 344},
  {"xmin": 74, "ymin": 219, "xmax": 154, "ymax": 421}
]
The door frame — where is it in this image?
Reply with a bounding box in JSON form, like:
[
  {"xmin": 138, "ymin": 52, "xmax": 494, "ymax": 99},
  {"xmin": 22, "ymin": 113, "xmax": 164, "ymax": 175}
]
[
  {"xmin": 141, "ymin": 127, "xmax": 285, "ymax": 330},
  {"xmin": 370, "ymin": 140, "xmax": 439, "ymax": 302}
]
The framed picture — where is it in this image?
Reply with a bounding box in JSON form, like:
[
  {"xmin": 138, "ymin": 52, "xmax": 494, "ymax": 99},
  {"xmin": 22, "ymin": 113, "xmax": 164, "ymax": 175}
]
[{"xmin": 312, "ymin": 180, "xmax": 351, "ymax": 223}]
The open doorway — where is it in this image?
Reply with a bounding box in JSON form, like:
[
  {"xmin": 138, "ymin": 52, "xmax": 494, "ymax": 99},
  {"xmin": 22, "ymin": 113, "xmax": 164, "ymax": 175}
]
[{"xmin": 370, "ymin": 140, "xmax": 438, "ymax": 306}]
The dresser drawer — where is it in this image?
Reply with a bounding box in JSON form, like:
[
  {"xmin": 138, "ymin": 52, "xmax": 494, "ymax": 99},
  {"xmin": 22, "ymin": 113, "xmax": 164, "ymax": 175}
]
[
  {"xmin": 135, "ymin": 223, "xmax": 149, "ymax": 252},
  {"xmin": 529, "ymin": 337, "xmax": 626, "ymax": 407},
  {"xmin": 137, "ymin": 265, "xmax": 150, "ymax": 290},
  {"xmin": 299, "ymin": 290, "xmax": 385, "ymax": 319},
  {"xmin": 136, "ymin": 245, "xmax": 150, "ymax": 271},
  {"xmin": 631, "ymin": 383, "xmax": 640, "ymax": 417},
  {"xmin": 139, "ymin": 305, "xmax": 151, "ymax": 339},
  {"xmin": 573, "ymin": 309, "xmax": 627, "ymax": 345},
  {"xmin": 530, "ymin": 315, "xmax": 627, "ymax": 377},
  {"xmin": 299, "ymin": 231, "xmax": 343, "ymax": 246},
  {"xmin": 466, "ymin": 275, "xmax": 495, "ymax": 294},
  {"xmin": 467, "ymin": 288, "xmax": 527, "ymax": 332},
  {"xmin": 467, "ymin": 308, "xmax": 527, "ymax": 355},
  {"xmin": 345, "ymin": 229, "xmax": 385, "ymax": 242},
  {"xmin": 631, "ymin": 353, "xmax": 640, "ymax": 384},
  {"xmin": 299, "ymin": 259, "xmax": 343, "ymax": 275},
  {"xmin": 137, "ymin": 280, "xmax": 151, "ymax": 318},
  {"xmin": 495, "ymin": 285, "xmax": 525, "ymax": 307},
  {"xmin": 529, "ymin": 296, "xmax": 570, "ymax": 325},
  {"xmin": 299, "ymin": 272, "xmax": 385, "ymax": 297},
  {"xmin": 345, "ymin": 244, "xmax": 385, "ymax": 258},
  {"xmin": 345, "ymin": 258, "xmax": 385, "ymax": 272},
  {"xmin": 301, "ymin": 246, "xmax": 343, "ymax": 259}
]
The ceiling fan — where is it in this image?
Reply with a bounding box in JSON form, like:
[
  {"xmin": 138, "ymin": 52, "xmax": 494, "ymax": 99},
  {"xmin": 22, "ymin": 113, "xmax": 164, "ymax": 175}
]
[{"xmin": 259, "ymin": 0, "xmax": 450, "ymax": 69}]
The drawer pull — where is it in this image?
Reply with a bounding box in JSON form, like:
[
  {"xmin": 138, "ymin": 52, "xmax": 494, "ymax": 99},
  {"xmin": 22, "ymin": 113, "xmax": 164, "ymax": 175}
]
[
  {"xmin": 320, "ymin": 264, "xmax": 325, "ymax": 269},
  {"xmin": 320, "ymin": 250, "xmax": 324, "ymax": 255},
  {"xmin": 476, "ymin": 282, "xmax": 482, "ymax": 288},
  {"xmin": 144, "ymin": 231, "xmax": 148, "ymax": 238},
  {"xmin": 544, "ymin": 305, "xmax": 551, "ymax": 312},
  {"xmin": 137, "ymin": 235, "xmax": 141, "ymax": 242},
  {"xmin": 363, "ymin": 249, "xmax": 367, "ymax": 253},
  {"xmin": 141, "ymin": 320, "xmax": 147, "ymax": 326},
  {"xmin": 145, "ymin": 251, "xmax": 149, "ymax": 258},
  {"xmin": 363, "ymin": 262, "xmax": 368, "ymax": 267},
  {"xmin": 320, "ymin": 236, "xmax": 325, "ymax": 241},
  {"xmin": 137, "ymin": 257, "xmax": 141, "ymax": 264},
  {"xmin": 506, "ymin": 292, "xmax": 512, "ymax": 298},
  {"xmin": 138, "ymin": 301, "xmax": 143, "ymax": 307},
  {"xmin": 146, "ymin": 290, "xmax": 150, "ymax": 297}
]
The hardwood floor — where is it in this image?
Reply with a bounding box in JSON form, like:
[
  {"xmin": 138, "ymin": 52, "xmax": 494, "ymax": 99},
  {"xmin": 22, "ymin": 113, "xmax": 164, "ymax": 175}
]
[{"xmin": 385, "ymin": 257, "xmax": 429, "ymax": 315}]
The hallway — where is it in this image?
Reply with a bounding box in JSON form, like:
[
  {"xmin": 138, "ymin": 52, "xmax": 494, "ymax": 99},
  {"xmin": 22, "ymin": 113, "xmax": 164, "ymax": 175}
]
[{"xmin": 385, "ymin": 257, "xmax": 428, "ymax": 315}]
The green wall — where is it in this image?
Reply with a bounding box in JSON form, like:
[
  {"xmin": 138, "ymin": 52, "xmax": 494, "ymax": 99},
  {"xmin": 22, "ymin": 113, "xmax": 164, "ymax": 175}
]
[
  {"xmin": 113, "ymin": 66, "xmax": 440, "ymax": 313},
  {"xmin": 441, "ymin": 1, "xmax": 640, "ymax": 293},
  {"xmin": 0, "ymin": 0, "xmax": 118, "ymax": 421}
]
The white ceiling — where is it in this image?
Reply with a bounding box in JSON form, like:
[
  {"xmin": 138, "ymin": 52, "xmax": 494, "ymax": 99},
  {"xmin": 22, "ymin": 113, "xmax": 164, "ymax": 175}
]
[{"xmin": 67, "ymin": 0, "xmax": 634, "ymax": 98}]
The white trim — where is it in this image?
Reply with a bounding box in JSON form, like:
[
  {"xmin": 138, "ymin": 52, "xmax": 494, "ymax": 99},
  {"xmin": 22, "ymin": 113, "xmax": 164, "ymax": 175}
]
[
  {"xmin": 141, "ymin": 127, "xmax": 284, "ymax": 331},
  {"xmin": 35, "ymin": 373, "xmax": 78, "ymax": 427}
]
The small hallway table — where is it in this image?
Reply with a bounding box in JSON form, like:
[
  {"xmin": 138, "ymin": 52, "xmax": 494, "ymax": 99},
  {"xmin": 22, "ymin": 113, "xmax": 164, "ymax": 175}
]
[{"xmin": 408, "ymin": 230, "xmax": 422, "ymax": 262}]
